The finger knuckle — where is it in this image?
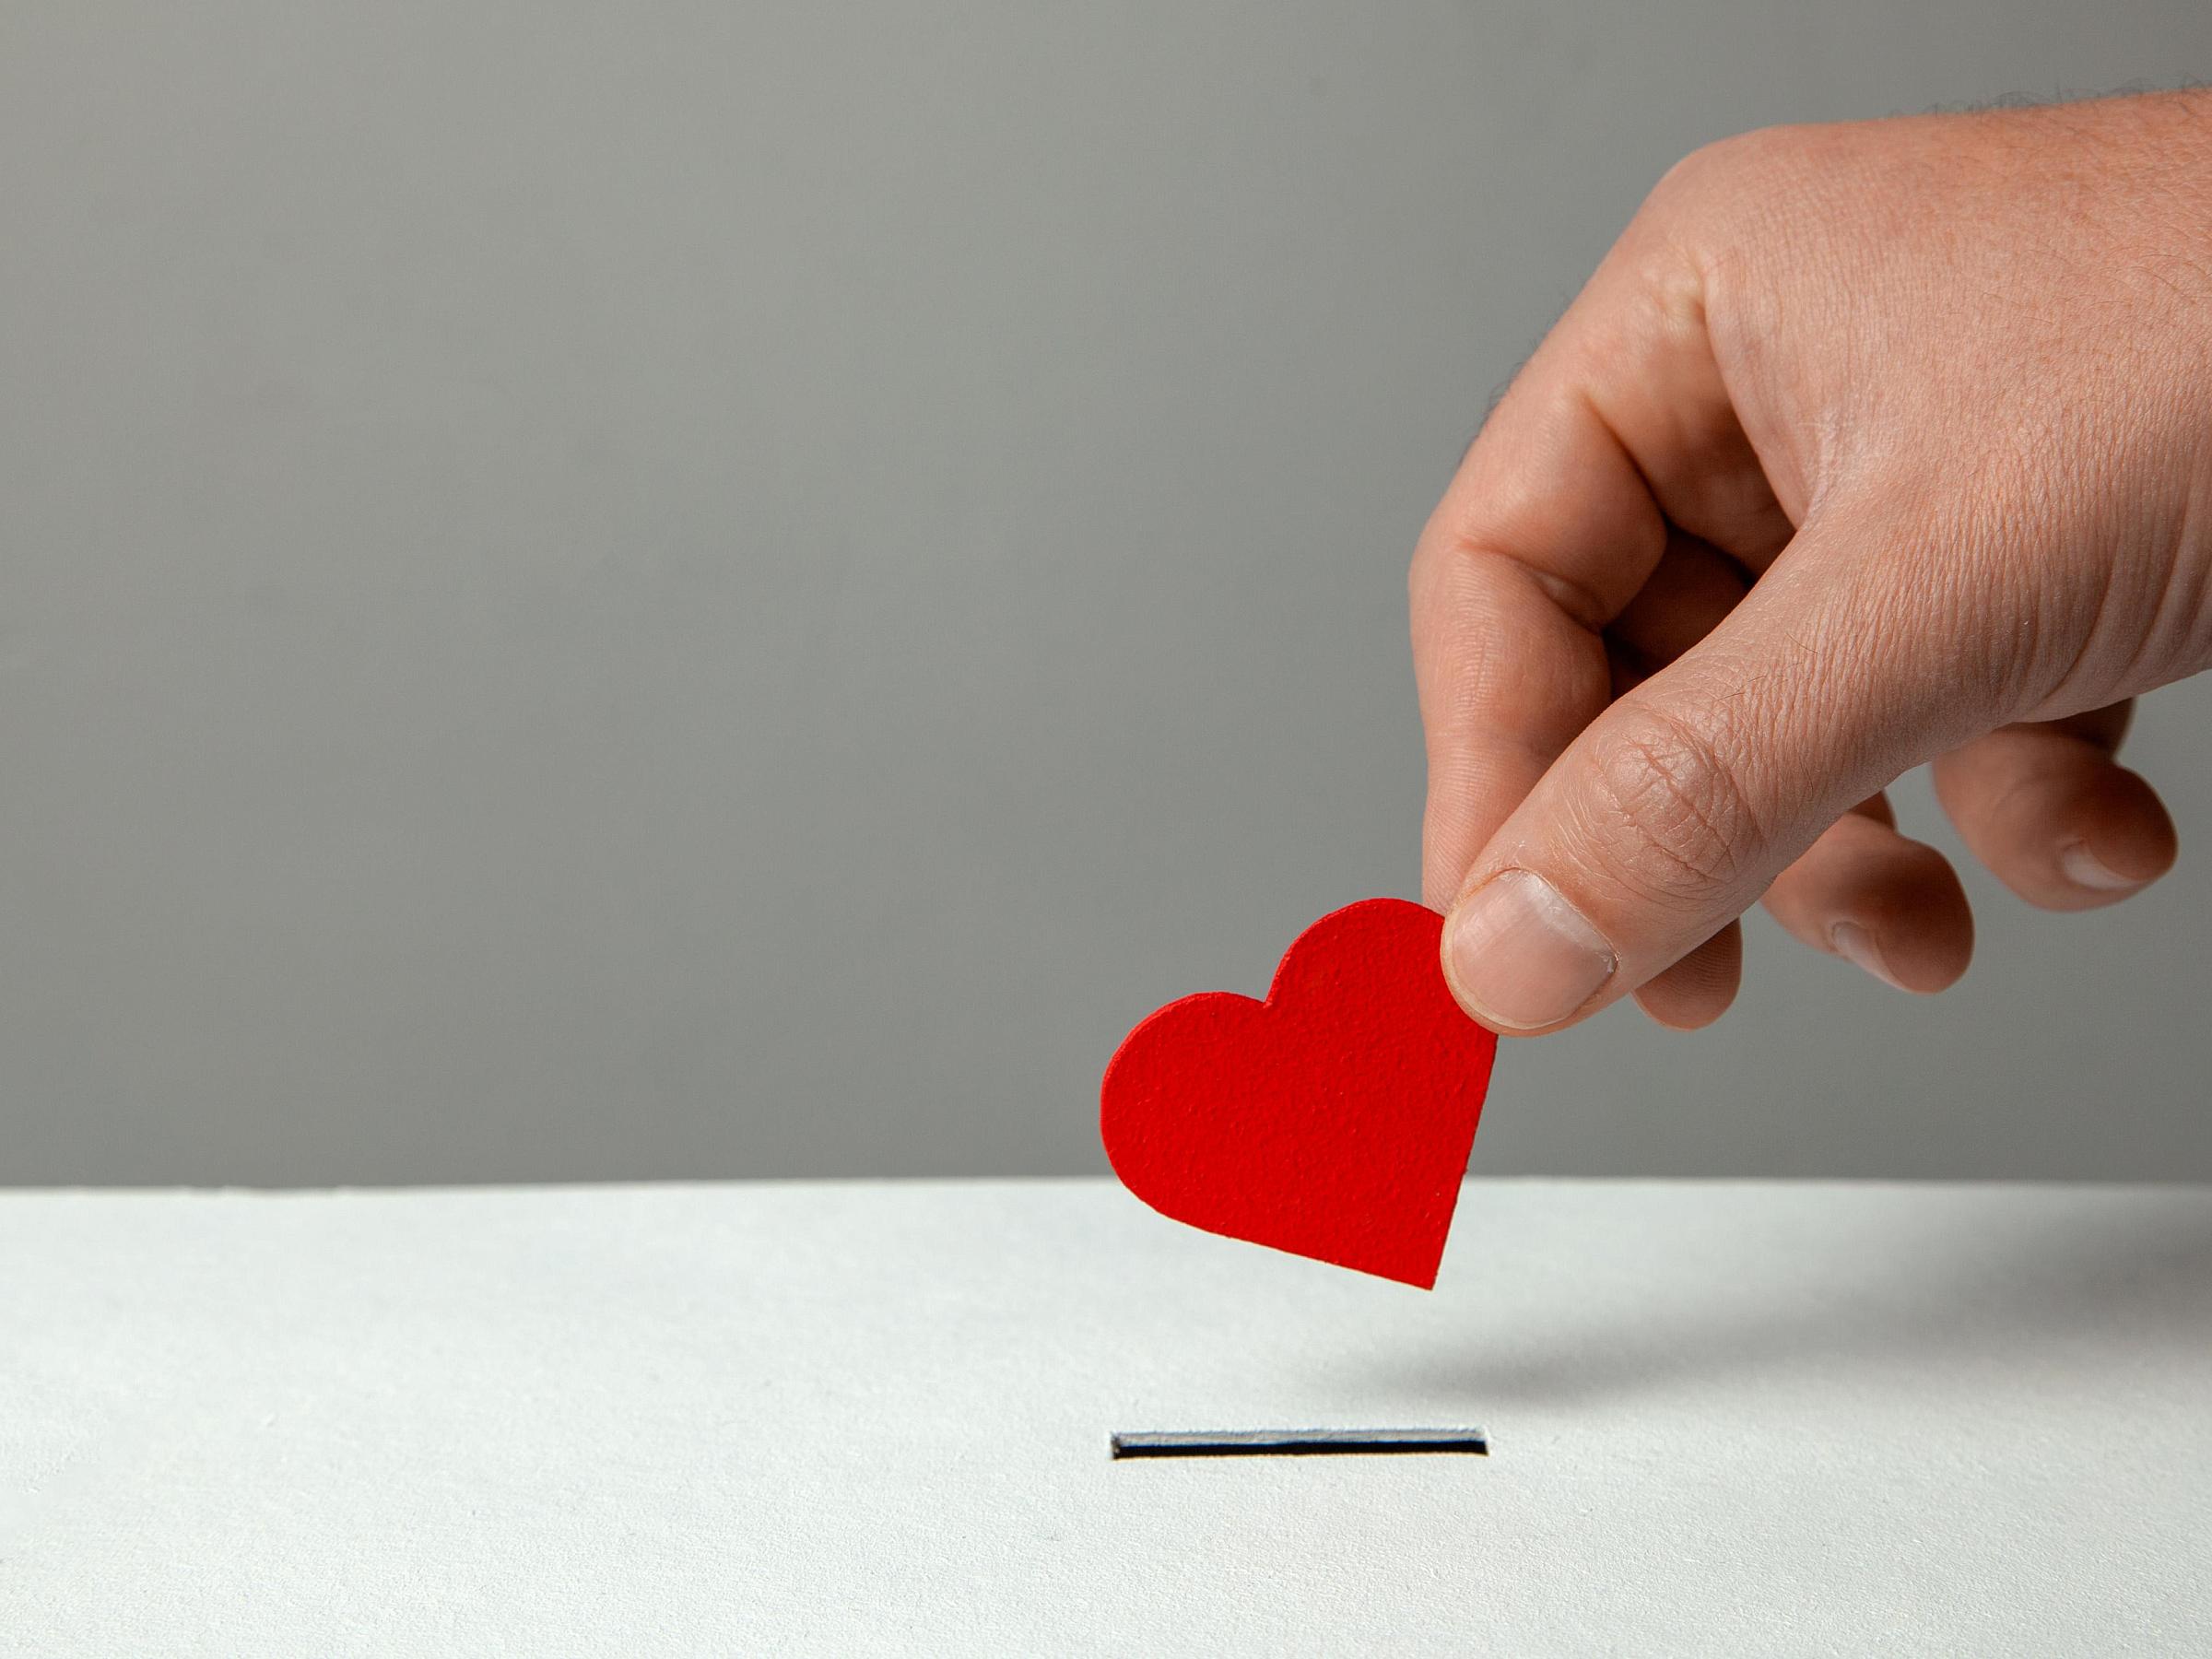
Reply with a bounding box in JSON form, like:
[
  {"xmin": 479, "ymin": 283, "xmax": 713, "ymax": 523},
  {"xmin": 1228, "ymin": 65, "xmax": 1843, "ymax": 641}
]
[
  {"xmin": 1641, "ymin": 126, "xmax": 1827, "ymax": 286},
  {"xmin": 1653, "ymin": 124, "xmax": 1812, "ymax": 200},
  {"xmin": 1580, "ymin": 701, "xmax": 1765, "ymax": 904}
]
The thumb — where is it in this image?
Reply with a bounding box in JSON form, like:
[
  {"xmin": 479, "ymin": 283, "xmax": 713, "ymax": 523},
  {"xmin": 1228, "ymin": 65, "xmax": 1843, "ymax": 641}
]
[{"xmin": 1438, "ymin": 520, "xmax": 1971, "ymax": 1033}]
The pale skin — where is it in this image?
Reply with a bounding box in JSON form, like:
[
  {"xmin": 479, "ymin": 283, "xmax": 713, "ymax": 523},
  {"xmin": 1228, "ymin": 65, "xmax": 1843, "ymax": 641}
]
[{"xmin": 1414, "ymin": 90, "xmax": 2212, "ymax": 1035}]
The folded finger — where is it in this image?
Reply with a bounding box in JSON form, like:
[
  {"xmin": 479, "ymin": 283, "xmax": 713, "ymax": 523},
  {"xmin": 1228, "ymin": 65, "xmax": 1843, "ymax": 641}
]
[
  {"xmin": 1930, "ymin": 706, "xmax": 2177, "ymax": 911},
  {"xmin": 1761, "ymin": 794, "xmax": 1974, "ymax": 993}
]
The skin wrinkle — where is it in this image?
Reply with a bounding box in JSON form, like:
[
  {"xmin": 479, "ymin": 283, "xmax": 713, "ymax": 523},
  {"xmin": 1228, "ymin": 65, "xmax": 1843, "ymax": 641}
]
[
  {"xmin": 1906, "ymin": 443, "xmax": 2056, "ymax": 724},
  {"xmin": 1966, "ymin": 734, "xmax": 2112, "ymax": 849},
  {"xmin": 2162, "ymin": 454, "xmax": 2212, "ymax": 677},
  {"xmin": 2115, "ymin": 411, "xmax": 2212, "ymax": 697},
  {"xmin": 2037, "ymin": 522, "xmax": 2125, "ymax": 720},
  {"xmin": 1475, "ymin": 536, "xmax": 1613, "ymax": 637},
  {"xmin": 1717, "ymin": 557, "xmax": 1910, "ymax": 763},
  {"xmin": 1417, "ymin": 557, "xmax": 1605, "ymax": 747},
  {"xmin": 1582, "ymin": 697, "xmax": 1763, "ymax": 904}
]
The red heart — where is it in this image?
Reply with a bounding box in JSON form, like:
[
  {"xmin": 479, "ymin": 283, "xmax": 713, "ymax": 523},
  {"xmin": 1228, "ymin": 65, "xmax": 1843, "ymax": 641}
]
[{"xmin": 1100, "ymin": 898, "xmax": 1498, "ymax": 1288}]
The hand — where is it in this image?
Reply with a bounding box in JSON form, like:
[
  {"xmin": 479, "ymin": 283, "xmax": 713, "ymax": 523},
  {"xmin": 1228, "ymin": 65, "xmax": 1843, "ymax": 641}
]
[{"xmin": 1412, "ymin": 92, "xmax": 2212, "ymax": 1035}]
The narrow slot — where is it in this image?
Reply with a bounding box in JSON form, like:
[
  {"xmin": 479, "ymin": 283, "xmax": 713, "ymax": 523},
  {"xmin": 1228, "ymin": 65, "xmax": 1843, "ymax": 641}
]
[{"xmin": 1111, "ymin": 1428, "xmax": 1488, "ymax": 1460}]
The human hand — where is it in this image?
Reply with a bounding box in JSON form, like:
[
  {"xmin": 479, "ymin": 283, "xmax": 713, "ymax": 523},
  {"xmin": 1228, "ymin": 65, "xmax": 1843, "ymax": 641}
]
[{"xmin": 1412, "ymin": 92, "xmax": 2211, "ymax": 1034}]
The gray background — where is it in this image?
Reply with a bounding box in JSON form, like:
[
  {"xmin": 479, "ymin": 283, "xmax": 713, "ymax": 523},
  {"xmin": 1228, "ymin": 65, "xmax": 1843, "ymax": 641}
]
[{"xmin": 1, "ymin": 2, "xmax": 2207, "ymax": 1186}]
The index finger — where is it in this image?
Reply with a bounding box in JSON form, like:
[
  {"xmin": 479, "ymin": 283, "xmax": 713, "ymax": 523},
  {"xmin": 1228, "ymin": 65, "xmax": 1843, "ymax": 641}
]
[{"xmin": 1410, "ymin": 208, "xmax": 1788, "ymax": 908}]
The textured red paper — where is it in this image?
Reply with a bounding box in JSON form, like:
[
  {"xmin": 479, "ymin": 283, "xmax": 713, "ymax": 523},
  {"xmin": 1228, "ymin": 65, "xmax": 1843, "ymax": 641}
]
[{"xmin": 1100, "ymin": 898, "xmax": 1498, "ymax": 1288}]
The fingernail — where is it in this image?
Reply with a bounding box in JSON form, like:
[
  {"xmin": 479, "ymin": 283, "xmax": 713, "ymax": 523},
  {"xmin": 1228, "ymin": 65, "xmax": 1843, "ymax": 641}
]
[
  {"xmin": 1444, "ymin": 870, "xmax": 1617, "ymax": 1030},
  {"xmin": 2058, "ymin": 840, "xmax": 2141, "ymax": 892},
  {"xmin": 1830, "ymin": 920, "xmax": 1908, "ymax": 992}
]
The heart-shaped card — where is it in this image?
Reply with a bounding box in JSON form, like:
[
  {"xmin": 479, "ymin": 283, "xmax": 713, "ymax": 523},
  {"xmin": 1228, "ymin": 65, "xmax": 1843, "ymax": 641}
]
[{"xmin": 1100, "ymin": 899, "xmax": 1498, "ymax": 1288}]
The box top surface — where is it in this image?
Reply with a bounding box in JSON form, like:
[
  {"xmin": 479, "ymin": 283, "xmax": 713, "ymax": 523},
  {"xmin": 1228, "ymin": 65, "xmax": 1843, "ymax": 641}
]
[{"xmin": 5, "ymin": 1178, "xmax": 2207, "ymax": 1653}]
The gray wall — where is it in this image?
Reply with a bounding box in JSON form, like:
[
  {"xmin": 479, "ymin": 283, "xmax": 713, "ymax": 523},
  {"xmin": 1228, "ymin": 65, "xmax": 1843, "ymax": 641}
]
[{"xmin": 2, "ymin": 3, "xmax": 2209, "ymax": 1186}]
